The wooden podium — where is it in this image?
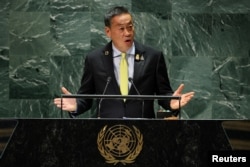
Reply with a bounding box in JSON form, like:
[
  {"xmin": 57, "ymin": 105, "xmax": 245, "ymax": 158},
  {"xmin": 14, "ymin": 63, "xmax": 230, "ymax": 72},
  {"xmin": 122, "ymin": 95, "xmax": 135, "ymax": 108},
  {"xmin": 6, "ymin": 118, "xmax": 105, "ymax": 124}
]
[{"xmin": 0, "ymin": 119, "xmax": 231, "ymax": 167}]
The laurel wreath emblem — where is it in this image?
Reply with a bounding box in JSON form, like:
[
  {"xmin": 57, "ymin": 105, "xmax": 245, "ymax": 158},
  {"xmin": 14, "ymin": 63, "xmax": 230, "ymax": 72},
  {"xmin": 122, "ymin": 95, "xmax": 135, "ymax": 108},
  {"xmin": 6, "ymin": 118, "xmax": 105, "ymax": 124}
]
[{"xmin": 97, "ymin": 125, "xmax": 143, "ymax": 165}]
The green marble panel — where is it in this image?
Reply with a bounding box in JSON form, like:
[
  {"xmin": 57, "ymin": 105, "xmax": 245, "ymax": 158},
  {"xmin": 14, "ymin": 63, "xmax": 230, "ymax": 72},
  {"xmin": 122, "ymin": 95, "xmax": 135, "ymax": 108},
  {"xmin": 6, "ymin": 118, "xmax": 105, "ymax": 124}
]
[
  {"xmin": 91, "ymin": 11, "xmax": 110, "ymax": 49},
  {"xmin": 50, "ymin": 56, "xmax": 84, "ymax": 97},
  {"xmin": 9, "ymin": 12, "xmax": 51, "ymax": 66},
  {"xmin": 212, "ymin": 57, "xmax": 243, "ymax": 100},
  {"xmin": 0, "ymin": 0, "xmax": 249, "ymax": 118},
  {"xmin": 8, "ymin": 99, "xmax": 50, "ymax": 118},
  {"xmin": 171, "ymin": 13, "xmax": 213, "ymax": 57},
  {"xmin": 183, "ymin": 98, "xmax": 213, "ymax": 119},
  {"xmin": 0, "ymin": 11, "xmax": 9, "ymax": 47},
  {"xmin": 0, "ymin": 100, "xmax": 9, "ymax": 117},
  {"xmin": 133, "ymin": 13, "xmax": 172, "ymax": 55},
  {"xmin": 50, "ymin": 11, "xmax": 91, "ymax": 56},
  {"xmin": 211, "ymin": 57, "xmax": 250, "ymax": 119},
  {"xmin": 10, "ymin": 0, "xmax": 50, "ymax": 11},
  {"xmin": 0, "ymin": 12, "xmax": 9, "ymax": 100},
  {"xmin": 211, "ymin": 14, "xmax": 250, "ymax": 58},
  {"xmin": 0, "ymin": 1, "xmax": 10, "ymax": 113},
  {"xmin": 0, "ymin": 53, "xmax": 9, "ymax": 100},
  {"xmin": 235, "ymin": 58, "xmax": 250, "ymax": 95},
  {"xmin": 9, "ymin": 57, "xmax": 50, "ymax": 99},
  {"xmin": 172, "ymin": 0, "xmax": 213, "ymax": 13},
  {"xmin": 9, "ymin": 12, "xmax": 51, "ymax": 99},
  {"xmin": 132, "ymin": 0, "xmax": 171, "ymax": 17},
  {"xmin": 50, "ymin": 0, "xmax": 91, "ymax": 12},
  {"xmin": 213, "ymin": 0, "xmax": 250, "ymax": 13},
  {"xmin": 91, "ymin": 0, "xmax": 131, "ymax": 12},
  {"xmin": 0, "ymin": 0, "xmax": 11, "ymax": 12},
  {"xmin": 212, "ymin": 98, "xmax": 250, "ymax": 119},
  {"xmin": 211, "ymin": 14, "xmax": 250, "ymax": 104},
  {"xmin": 169, "ymin": 57, "xmax": 213, "ymax": 119}
]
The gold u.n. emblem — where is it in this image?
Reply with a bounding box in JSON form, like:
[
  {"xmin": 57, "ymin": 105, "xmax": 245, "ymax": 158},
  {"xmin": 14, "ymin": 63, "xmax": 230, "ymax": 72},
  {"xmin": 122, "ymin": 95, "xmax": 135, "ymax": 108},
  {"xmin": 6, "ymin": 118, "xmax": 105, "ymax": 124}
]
[{"xmin": 97, "ymin": 124, "xmax": 143, "ymax": 165}]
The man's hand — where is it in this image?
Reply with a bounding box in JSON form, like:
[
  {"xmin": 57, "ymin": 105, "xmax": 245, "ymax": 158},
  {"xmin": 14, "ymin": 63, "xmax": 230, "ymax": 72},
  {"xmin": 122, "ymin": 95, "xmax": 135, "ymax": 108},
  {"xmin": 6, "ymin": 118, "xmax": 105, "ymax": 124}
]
[
  {"xmin": 170, "ymin": 84, "xmax": 194, "ymax": 110},
  {"xmin": 54, "ymin": 87, "xmax": 77, "ymax": 112}
]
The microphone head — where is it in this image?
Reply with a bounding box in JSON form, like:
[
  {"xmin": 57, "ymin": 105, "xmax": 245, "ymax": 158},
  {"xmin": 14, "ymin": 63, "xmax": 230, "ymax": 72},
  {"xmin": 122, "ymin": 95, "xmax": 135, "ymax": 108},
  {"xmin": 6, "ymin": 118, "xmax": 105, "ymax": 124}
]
[
  {"xmin": 107, "ymin": 76, "xmax": 112, "ymax": 82},
  {"xmin": 128, "ymin": 77, "xmax": 133, "ymax": 82}
]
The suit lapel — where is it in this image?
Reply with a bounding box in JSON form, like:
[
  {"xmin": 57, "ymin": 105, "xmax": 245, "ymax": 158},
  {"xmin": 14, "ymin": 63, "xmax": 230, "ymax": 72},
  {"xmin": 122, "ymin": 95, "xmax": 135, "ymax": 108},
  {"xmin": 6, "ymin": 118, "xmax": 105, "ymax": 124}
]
[
  {"xmin": 132, "ymin": 41, "xmax": 146, "ymax": 88},
  {"xmin": 101, "ymin": 42, "xmax": 120, "ymax": 94}
]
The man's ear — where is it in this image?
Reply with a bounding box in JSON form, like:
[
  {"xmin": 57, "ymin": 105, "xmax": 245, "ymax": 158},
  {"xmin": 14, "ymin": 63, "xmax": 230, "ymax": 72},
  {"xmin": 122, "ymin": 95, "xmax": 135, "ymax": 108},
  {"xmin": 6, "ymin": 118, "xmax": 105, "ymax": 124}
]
[{"xmin": 105, "ymin": 26, "xmax": 111, "ymax": 38}]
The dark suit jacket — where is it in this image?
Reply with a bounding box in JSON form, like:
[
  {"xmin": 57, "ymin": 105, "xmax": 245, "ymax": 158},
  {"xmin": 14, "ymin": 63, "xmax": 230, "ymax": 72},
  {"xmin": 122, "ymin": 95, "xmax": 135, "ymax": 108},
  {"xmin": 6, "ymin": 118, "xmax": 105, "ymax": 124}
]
[{"xmin": 74, "ymin": 41, "xmax": 174, "ymax": 118}]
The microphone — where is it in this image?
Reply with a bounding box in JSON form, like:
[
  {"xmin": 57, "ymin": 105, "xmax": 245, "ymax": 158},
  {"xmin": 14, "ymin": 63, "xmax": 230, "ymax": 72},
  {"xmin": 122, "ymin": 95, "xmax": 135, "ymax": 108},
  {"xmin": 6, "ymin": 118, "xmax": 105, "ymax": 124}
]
[
  {"xmin": 98, "ymin": 77, "xmax": 112, "ymax": 118},
  {"xmin": 128, "ymin": 77, "xmax": 144, "ymax": 118}
]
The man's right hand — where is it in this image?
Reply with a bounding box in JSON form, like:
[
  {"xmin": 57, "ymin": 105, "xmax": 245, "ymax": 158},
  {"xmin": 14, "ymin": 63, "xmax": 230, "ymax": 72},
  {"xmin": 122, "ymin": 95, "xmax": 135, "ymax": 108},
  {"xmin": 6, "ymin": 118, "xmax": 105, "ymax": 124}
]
[{"xmin": 54, "ymin": 87, "xmax": 77, "ymax": 112}]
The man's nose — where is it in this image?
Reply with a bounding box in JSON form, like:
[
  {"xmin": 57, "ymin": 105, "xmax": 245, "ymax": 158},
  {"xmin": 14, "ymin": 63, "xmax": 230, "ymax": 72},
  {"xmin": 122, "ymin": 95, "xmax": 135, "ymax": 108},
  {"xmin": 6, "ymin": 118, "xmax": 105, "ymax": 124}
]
[{"xmin": 124, "ymin": 28, "xmax": 131, "ymax": 36}]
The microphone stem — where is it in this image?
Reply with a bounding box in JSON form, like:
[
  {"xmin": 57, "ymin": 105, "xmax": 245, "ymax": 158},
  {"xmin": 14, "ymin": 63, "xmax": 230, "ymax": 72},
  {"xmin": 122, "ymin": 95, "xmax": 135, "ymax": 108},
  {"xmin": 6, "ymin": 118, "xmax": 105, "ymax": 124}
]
[
  {"xmin": 98, "ymin": 77, "xmax": 112, "ymax": 118},
  {"xmin": 128, "ymin": 78, "xmax": 144, "ymax": 118}
]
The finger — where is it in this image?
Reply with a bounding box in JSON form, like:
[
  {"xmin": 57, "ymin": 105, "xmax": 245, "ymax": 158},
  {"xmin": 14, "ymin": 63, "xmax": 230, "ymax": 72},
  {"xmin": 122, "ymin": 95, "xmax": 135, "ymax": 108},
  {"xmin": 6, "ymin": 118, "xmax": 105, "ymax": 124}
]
[
  {"xmin": 54, "ymin": 98, "xmax": 63, "ymax": 105},
  {"xmin": 55, "ymin": 103, "xmax": 62, "ymax": 108},
  {"xmin": 61, "ymin": 87, "xmax": 72, "ymax": 95},
  {"xmin": 54, "ymin": 98, "xmax": 61, "ymax": 102},
  {"xmin": 181, "ymin": 92, "xmax": 195, "ymax": 104},
  {"xmin": 173, "ymin": 84, "xmax": 184, "ymax": 95},
  {"xmin": 183, "ymin": 92, "xmax": 195, "ymax": 97},
  {"xmin": 54, "ymin": 99, "xmax": 60, "ymax": 105}
]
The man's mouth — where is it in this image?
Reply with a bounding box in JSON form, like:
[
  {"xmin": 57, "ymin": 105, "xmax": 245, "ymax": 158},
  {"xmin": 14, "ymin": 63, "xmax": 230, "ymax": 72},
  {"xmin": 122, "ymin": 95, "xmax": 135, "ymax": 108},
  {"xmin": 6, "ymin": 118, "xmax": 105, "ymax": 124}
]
[{"xmin": 125, "ymin": 39, "xmax": 131, "ymax": 43}]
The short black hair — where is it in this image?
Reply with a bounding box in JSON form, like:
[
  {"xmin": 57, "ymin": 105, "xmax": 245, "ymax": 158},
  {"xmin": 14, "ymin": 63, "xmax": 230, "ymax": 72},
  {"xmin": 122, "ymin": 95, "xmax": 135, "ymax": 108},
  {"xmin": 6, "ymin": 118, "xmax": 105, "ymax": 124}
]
[{"xmin": 104, "ymin": 6, "xmax": 130, "ymax": 27}]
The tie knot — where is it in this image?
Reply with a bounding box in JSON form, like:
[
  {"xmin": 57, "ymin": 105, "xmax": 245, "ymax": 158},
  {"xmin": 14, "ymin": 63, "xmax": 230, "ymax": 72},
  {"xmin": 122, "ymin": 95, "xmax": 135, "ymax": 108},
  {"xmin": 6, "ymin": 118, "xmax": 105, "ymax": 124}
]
[{"xmin": 121, "ymin": 53, "xmax": 126, "ymax": 58}]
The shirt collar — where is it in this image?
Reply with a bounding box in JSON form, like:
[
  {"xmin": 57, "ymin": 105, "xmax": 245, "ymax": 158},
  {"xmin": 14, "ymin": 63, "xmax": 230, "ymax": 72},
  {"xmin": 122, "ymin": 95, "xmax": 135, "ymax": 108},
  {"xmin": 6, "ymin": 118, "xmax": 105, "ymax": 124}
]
[{"xmin": 112, "ymin": 42, "xmax": 135, "ymax": 58}]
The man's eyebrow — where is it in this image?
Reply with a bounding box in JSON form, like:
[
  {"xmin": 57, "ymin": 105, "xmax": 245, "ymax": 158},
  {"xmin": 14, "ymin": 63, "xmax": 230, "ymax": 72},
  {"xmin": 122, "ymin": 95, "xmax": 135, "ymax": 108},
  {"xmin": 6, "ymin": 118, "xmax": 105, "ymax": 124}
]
[{"xmin": 116, "ymin": 22, "xmax": 133, "ymax": 26}]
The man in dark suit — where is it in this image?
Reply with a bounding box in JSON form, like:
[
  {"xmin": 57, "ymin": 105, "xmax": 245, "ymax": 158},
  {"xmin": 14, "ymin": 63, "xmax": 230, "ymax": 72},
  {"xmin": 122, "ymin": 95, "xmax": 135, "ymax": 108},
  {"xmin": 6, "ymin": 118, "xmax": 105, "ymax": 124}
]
[{"xmin": 54, "ymin": 6, "xmax": 194, "ymax": 118}]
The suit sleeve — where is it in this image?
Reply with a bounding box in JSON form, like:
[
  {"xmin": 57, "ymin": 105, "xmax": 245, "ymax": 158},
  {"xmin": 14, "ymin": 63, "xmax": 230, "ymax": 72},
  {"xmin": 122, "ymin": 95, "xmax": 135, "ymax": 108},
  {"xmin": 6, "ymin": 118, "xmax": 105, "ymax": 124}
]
[
  {"xmin": 156, "ymin": 53, "xmax": 179, "ymax": 114},
  {"xmin": 71, "ymin": 55, "xmax": 95, "ymax": 116}
]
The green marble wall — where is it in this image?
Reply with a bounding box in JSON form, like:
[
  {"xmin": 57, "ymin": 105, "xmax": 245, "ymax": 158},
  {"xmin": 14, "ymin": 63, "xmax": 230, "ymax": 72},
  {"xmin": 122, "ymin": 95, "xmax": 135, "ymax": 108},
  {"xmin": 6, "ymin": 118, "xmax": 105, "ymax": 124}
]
[{"xmin": 0, "ymin": 0, "xmax": 249, "ymax": 119}]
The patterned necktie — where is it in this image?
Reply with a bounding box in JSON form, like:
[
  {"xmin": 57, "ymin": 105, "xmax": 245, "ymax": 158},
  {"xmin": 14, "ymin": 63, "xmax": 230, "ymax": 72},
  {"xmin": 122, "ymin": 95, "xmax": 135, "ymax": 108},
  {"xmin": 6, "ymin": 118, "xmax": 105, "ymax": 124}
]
[{"xmin": 120, "ymin": 53, "xmax": 128, "ymax": 97}]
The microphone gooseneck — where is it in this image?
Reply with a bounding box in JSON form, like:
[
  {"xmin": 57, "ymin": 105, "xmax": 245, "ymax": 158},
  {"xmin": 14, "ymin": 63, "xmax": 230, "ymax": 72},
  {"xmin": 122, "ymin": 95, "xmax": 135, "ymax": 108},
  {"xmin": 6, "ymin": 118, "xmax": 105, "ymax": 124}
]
[
  {"xmin": 98, "ymin": 77, "xmax": 112, "ymax": 118},
  {"xmin": 128, "ymin": 77, "xmax": 144, "ymax": 118}
]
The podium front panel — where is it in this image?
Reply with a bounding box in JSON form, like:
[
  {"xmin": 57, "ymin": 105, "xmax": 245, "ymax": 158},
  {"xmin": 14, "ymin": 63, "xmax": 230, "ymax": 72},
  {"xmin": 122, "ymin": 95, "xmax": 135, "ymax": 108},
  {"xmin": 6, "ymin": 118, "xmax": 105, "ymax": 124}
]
[{"xmin": 0, "ymin": 119, "xmax": 231, "ymax": 167}]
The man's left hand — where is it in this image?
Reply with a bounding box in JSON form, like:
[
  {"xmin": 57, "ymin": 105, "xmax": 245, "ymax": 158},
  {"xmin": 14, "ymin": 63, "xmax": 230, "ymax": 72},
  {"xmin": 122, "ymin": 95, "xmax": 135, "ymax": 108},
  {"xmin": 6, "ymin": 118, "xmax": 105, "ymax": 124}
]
[{"xmin": 170, "ymin": 84, "xmax": 195, "ymax": 110}]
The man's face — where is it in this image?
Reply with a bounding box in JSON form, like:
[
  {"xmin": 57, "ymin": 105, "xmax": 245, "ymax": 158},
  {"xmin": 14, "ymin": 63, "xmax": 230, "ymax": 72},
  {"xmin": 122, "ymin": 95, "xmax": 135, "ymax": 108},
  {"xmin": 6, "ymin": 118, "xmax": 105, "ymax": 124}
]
[{"xmin": 105, "ymin": 13, "xmax": 135, "ymax": 53}]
